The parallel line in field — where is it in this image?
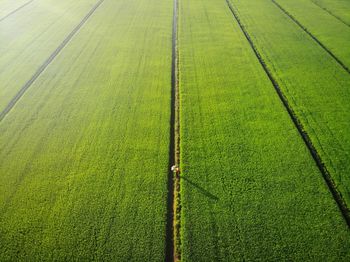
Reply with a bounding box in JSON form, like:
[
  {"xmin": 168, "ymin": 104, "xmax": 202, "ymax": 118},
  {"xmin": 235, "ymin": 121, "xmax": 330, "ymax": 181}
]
[
  {"xmin": 0, "ymin": 0, "xmax": 104, "ymax": 123},
  {"xmin": 310, "ymin": 0, "xmax": 350, "ymax": 28},
  {"xmin": 271, "ymin": 0, "xmax": 350, "ymax": 74},
  {"xmin": 0, "ymin": 0, "xmax": 35, "ymax": 23},
  {"xmin": 226, "ymin": 0, "xmax": 350, "ymax": 227},
  {"xmin": 165, "ymin": 0, "xmax": 181, "ymax": 259}
]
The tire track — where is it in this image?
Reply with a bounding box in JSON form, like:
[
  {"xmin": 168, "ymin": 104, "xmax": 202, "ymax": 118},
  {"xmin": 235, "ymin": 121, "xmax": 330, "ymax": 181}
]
[
  {"xmin": 225, "ymin": 0, "xmax": 350, "ymax": 227},
  {"xmin": 166, "ymin": 0, "xmax": 180, "ymax": 260},
  {"xmin": 0, "ymin": 0, "xmax": 105, "ymax": 122},
  {"xmin": 0, "ymin": 0, "xmax": 35, "ymax": 23},
  {"xmin": 310, "ymin": 0, "xmax": 350, "ymax": 28},
  {"xmin": 271, "ymin": 0, "xmax": 350, "ymax": 74}
]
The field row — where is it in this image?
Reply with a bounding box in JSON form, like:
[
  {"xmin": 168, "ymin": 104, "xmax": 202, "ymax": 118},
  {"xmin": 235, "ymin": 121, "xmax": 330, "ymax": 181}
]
[
  {"xmin": 179, "ymin": 0, "xmax": 350, "ymax": 260},
  {"xmin": 0, "ymin": 0, "xmax": 172, "ymax": 260},
  {"xmin": 0, "ymin": 0, "xmax": 349, "ymax": 260}
]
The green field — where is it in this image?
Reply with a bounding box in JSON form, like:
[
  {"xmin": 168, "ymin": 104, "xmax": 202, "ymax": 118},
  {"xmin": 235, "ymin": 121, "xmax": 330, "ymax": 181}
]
[
  {"xmin": 311, "ymin": 0, "xmax": 350, "ymax": 26},
  {"xmin": 179, "ymin": 0, "xmax": 350, "ymax": 260},
  {"xmin": 0, "ymin": 0, "xmax": 172, "ymax": 259},
  {"xmin": 0, "ymin": 0, "xmax": 349, "ymax": 261},
  {"xmin": 229, "ymin": 0, "xmax": 350, "ymax": 207}
]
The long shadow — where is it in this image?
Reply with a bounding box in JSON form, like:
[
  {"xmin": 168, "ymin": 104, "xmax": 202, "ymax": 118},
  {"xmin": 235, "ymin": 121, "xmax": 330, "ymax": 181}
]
[{"xmin": 181, "ymin": 176, "xmax": 219, "ymax": 201}]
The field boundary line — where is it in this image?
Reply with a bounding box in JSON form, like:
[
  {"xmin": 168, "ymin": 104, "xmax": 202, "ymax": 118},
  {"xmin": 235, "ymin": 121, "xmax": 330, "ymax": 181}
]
[
  {"xmin": 271, "ymin": 0, "xmax": 350, "ymax": 74},
  {"xmin": 225, "ymin": 0, "xmax": 350, "ymax": 227},
  {"xmin": 310, "ymin": 0, "xmax": 350, "ymax": 28},
  {"xmin": 0, "ymin": 0, "xmax": 105, "ymax": 123},
  {"xmin": 165, "ymin": 0, "xmax": 181, "ymax": 259},
  {"xmin": 0, "ymin": 0, "xmax": 35, "ymax": 23}
]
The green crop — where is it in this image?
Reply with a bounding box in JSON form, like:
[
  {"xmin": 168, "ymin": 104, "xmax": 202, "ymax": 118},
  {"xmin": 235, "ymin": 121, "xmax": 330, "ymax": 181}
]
[
  {"xmin": 273, "ymin": 0, "xmax": 350, "ymax": 69},
  {"xmin": 231, "ymin": 0, "xmax": 350, "ymax": 207},
  {"xmin": 0, "ymin": 0, "xmax": 173, "ymax": 260},
  {"xmin": 1, "ymin": 0, "xmax": 349, "ymax": 260},
  {"xmin": 311, "ymin": 0, "xmax": 350, "ymax": 26},
  {"xmin": 179, "ymin": 0, "xmax": 350, "ymax": 260}
]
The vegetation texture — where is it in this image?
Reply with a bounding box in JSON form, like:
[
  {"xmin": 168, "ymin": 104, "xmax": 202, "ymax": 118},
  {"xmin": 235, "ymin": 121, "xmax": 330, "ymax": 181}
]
[
  {"xmin": 0, "ymin": 0, "xmax": 99, "ymax": 113},
  {"xmin": 0, "ymin": 0, "xmax": 349, "ymax": 261},
  {"xmin": 0, "ymin": 0, "xmax": 173, "ymax": 260},
  {"xmin": 179, "ymin": 0, "xmax": 350, "ymax": 260},
  {"xmin": 311, "ymin": 0, "xmax": 350, "ymax": 26},
  {"xmin": 274, "ymin": 0, "xmax": 350, "ymax": 69},
  {"xmin": 230, "ymin": 0, "xmax": 350, "ymax": 207}
]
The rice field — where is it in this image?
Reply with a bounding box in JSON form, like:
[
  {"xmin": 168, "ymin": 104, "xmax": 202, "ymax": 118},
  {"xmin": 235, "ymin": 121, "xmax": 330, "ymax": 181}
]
[{"xmin": 0, "ymin": 0, "xmax": 349, "ymax": 261}]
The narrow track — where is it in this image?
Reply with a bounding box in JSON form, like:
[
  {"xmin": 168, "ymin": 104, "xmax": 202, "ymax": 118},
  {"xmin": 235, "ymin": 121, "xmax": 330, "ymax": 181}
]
[
  {"xmin": 165, "ymin": 0, "xmax": 181, "ymax": 259},
  {"xmin": 0, "ymin": 0, "xmax": 105, "ymax": 122},
  {"xmin": 0, "ymin": 0, "xmax": 35, "ymax": 23},
  {"xmin": 310, "ymin": 0, "xmax": 350, "ymax": 28},
  {"xmin": 225, "ymin": 0, "xmax": 350, "ymax": 227},
  {"xmin": 271, "ymin": 0, "xmax": 350, "ymax": 74}
]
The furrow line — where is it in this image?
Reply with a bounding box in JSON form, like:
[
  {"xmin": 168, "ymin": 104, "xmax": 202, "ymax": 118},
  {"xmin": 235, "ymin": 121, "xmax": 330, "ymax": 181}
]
[
  {"xmin": 226, "ymin": 0, "xmax": 350, "ymax": 227},
  {"xmin": 271, "ymin": 0, "xmax": 350, "ymax": 74},
  {"xmin": 0, "ymin": 0, "xmax": 35, "ymax": 23},
  {"xmin": 0, "ymin": 0, "xmax": 105, "ymax": 123},
  {"xmin": 310, "ymin": 0, "xmax": 350, "ymax": 28},
  {"xmin": 165, "ymin": 0, "xmax": 181, "ymax": 259}
]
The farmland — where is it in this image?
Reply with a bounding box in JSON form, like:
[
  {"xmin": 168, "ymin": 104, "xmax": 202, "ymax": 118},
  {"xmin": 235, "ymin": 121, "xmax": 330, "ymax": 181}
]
[
  {"xmin": 229, "ymin": 0, "xmax": 350, "ymax": 208},
  {"xmin": 179, "ymin": 0, "xmax": 350, "ymax": 260},
  {"xmin": 0, "ymin": 0, "xmax": 173, "ymax": 260},
  {"xmin": 0, "ymin": 0, "xmax": 350, "ymax": 261}
]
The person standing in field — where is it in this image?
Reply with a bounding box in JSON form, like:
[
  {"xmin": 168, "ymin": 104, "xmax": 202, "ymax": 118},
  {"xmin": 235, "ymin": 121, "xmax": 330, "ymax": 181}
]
[{"xmin": 171, "ymin": 165, "xmax": 180, "ymax": 177}]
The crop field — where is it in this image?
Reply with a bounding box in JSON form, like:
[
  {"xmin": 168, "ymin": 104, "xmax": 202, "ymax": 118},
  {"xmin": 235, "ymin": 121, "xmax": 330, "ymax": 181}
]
[
  {"xmin": 0, "ymin": 0, "xmax": 349, "ymax": 261},
  {"xmin": 311, "ymin": 0, "xmax": 350, "ymax": 26}
]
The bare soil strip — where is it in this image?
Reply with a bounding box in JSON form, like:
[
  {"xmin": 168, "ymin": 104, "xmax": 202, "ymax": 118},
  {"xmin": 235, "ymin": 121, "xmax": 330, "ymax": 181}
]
[
  {"xmin": 0, "ymin": 0, "xmax": 35, "ymax": 23},
  {"xmin": 0, "ymin": 0, "xmax": 105, "ymax": 123},
  {"xmin": 226, "ymin": 0, "xmax": 350, "ymax": 227},
  {"xmin": 165, "ymin": 0, "xmax": 181, "ymax": 260},
  {"xmin": 271, "ymin": 0, "xmax": 350, "ymax": 74},
  {"xmin": 311, "ymin": 0, "xmax": 350, "ymax": 28}
]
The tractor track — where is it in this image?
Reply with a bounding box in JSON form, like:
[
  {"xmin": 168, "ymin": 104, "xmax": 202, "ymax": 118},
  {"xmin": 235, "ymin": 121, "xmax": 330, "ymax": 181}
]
[
  {"xmin": 225, "ymin": 0, "xmax": 350, "ymax": 227},
  {"xmin": 0, "ymin": 0, "xmax": 35, "ymax": 23},
  {"xmin": 271, "ymin": 0, "xmax": 350, "ymax": 74},
  {"xmin": 0, "ymin": 0, "xmax": 105, "ymax": 122},
  {"xmin": 165, "ymin": 0, "xmax": 180, "ymax": 259},
  {"xmin": 310, "ymin": 0, "xmax": 350, "ymax": 28}
]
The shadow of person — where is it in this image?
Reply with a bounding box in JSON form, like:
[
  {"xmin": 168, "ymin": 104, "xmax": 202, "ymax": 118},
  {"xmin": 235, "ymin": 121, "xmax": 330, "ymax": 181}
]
[{"xmin": 181, "ymin": 176, "xmax": 219, "ymax": 201}]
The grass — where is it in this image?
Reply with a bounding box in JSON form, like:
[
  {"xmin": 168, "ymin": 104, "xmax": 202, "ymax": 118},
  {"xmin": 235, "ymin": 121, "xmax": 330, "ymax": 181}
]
[
  {"xmin": 179, "ymin": 0, "xmax": 350, "ymax": 260},
  {"xmin": 0, "ymin": 0, "xmax": 97, "ymax": 113},
  {"xmin": 0, "ymin": 0, "xmax": 173, "ymax": 260},
  {"xmin": 273, "ymin": 0, "xmax": 350, "ymax": 69},
  {"xmin": 230, "ymin": 0, "xmax": 350, "ymax": 207}
]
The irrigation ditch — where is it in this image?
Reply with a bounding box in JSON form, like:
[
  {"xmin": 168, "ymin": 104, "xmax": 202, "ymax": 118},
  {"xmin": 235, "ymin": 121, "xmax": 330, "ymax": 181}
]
[
  {"xmin": 225, "ymin": 0, "xmax": 350, "ymax": 227},
  {"xmin": 165, "ymin": 0, "xmax": 181, "ymax": 259}
]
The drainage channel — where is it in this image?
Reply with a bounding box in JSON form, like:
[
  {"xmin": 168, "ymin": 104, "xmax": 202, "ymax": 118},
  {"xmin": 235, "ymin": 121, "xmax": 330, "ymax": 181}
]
[{"xmin": 165, "ymin": 0, "xmax": 181, "ymax": 260}]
